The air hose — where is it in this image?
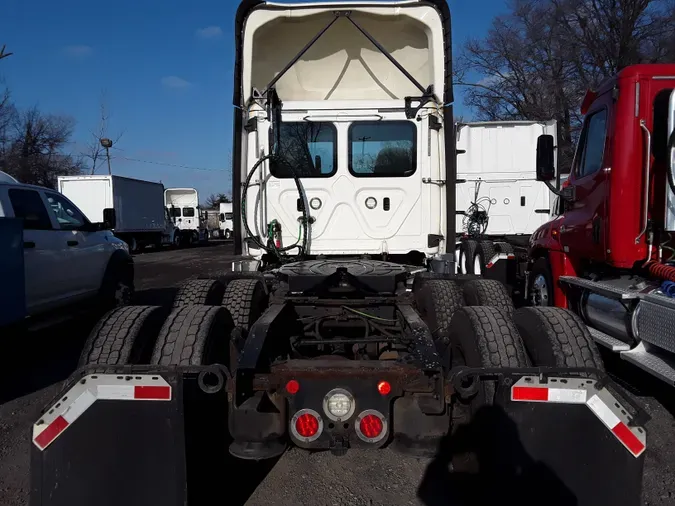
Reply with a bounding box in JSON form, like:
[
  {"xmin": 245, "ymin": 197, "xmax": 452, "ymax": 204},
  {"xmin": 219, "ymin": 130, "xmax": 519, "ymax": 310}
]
[{"xmin": 240, "ymin": 153, "xmax": 310, "ymax": 260}]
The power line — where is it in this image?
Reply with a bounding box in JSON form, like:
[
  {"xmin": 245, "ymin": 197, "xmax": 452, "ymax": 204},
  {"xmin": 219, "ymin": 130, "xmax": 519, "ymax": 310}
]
[{"xmin": 111, "ymin": 155, "xmax": 231, "ymax": 173}]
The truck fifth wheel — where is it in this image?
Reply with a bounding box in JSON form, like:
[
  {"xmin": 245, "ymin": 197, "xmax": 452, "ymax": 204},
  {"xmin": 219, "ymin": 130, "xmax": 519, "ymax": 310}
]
[{"xmin": 30, "ymin": 2, "xmax": 647, "ymax": 506}]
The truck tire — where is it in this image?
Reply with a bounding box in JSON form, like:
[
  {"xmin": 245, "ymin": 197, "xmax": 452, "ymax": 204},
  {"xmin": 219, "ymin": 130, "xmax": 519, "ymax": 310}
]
[
  {"xmin": 473, "ymin": 241, "xmax": 496, "ymax": 275},
  {"xmin": 514, "ymin": 307, "xmax": 604, "ymax": 371},
  {"xmin": 150, "ymin": 305, "xmax": 234, "ymax": 366},
  {"xmin": 221, "ymin": 278, "xmax": 268, "ymax": 332},
  {"xmin": 463, "ymin": 279, "xmax": 514, "ymax": 315},
  {"xmin": 225, "ymin": 229, "xmax": 232, "ymax": 240},
  {"xmin": 79, "ymin": 305, "xmax": 167, "ymax": 366},
  {"xmin": 449, "ymin": 307, "xmax": 530, "ymax": 403},
  {"xmin": 529, "ymin": 257, "xmax": 554, "ymax": 306},
  {"xmin": 415, "ymin": 279, "xmax": 465, "ymax": 350},
  {"xmin": 447, "ymin": 307, "xmax": 530, "ymax": 474},
  {"xmin": 173, "ymin": 279, "xmax": 225, "ymax": 308},
  {"xmin": 458, "ymin": 240, "xmax": 478, "ymax": 274},
  {"xmin": 494, "ymin": 241, "xmax": 514, "ymax": 255}
]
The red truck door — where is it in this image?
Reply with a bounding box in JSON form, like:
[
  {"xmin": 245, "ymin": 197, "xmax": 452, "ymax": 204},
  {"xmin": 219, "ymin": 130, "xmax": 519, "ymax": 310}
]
[{"xmin": 559, "ymin": 96, "xmax": 611, "ymax": 262}]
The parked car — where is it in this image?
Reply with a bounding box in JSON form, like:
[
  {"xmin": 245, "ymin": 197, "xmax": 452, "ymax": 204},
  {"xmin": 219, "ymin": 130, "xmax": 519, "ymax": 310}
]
[{"xmin": 0, "ymin": 177, "xmax": 133, "ymax": 329}]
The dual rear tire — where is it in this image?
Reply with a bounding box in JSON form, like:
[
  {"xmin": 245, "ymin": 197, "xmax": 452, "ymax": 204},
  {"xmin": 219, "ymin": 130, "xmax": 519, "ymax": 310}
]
[
  {"xmin": 414, "ymin": 278, "xmax": 603, "ymax": 385},
  {"xmin": 79, "ymin": 276, "xmax": 268, "ymax": 369}
]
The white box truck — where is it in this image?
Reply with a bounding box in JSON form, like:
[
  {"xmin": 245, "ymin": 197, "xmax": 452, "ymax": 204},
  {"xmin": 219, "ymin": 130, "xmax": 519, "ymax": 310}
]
[
  {"xmin": 218, "ymin": 202, "xmax": 234, "ymax": 239},
  {"xmin": 164, "ymin": 188, "xmax": 208, "ymax": 245},
  {"xmin": 454, "ymin": 120, "xmax": 559, "ymax": 276},
  {"xmin": 58, "ymin": 175, "xmax": 179, "ymax": 252}
]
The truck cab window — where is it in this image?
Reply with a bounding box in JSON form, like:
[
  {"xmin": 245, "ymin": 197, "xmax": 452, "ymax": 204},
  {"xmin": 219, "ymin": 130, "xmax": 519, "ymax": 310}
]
[
  {"xmin": 182, "ymin": 207, "xmax": 195, "ymax": 217},
  {"xmin": 225, "ymin": 212, "xmax": 233, "ymax": 220},
  {"xmin": 45, "ymin": 192, "xmax": 87, "ymax": 230},
  {"xmin": 169, "ymin": 207, "xmax": 181, "ymax": 217},
  {"xmin": 575, "ymin": 109, "xmax": 607, "ymax": 178},
  {"xmin": 269, "ymin": 122, "xmax": 336, "ymax": 178},
  {"xmin": 8, "ymin": 189, "xmax": 52, "ymax": 230},
  {"xmin": 349, "ymin": 121, "xmax": 416, "ymax": 177}
]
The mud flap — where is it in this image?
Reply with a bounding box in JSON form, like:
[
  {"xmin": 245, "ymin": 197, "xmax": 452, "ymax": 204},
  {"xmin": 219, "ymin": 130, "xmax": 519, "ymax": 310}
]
[
  {"xmin": 30, "ymin": 373, "xmax": 188, "ymax": 506},
  {"xmin": 436, "ymin": 372, "xmax": 646, "ymax": 506}
]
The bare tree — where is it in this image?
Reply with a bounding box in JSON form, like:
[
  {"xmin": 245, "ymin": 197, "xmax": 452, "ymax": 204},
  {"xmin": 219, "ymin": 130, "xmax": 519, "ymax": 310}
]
[
  {"xmin": 81, "ymin": 91, "xmax": 124, "ymax": 174},
  {"xmin": 0, "ymin": 82, "xmax": 16, "ymax": 170},
  {"xmin": 0, "ymin": 45, "xmax": 12, "ymax": 61},
  {"xmin": 457, "ymin": 0, "xmax": 674, "ymax": 171},
  {"xmin": 3, "ymin": 107, "xmax": 82, "ymax": 187}
]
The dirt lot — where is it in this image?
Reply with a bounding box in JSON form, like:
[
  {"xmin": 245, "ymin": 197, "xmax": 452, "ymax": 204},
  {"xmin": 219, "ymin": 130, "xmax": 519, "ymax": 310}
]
[{"xmin": 0, "ymin": 241, "xmax": 673, "ymax": 505}]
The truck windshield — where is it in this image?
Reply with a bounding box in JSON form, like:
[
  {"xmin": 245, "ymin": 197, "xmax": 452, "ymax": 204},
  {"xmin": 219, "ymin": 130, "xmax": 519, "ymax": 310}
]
[
  {"xmin": 169, "ymin": 207, "xmax": 181, "ymax": 217},
  {"xmin": 349, "ymin": 121, "xmax": 416, "ymax": 177},
  {"xmin": 183, "ymin": 207, "xmax": 195, "ymax": 217},
  {"xmin": 225, "ymin": 212, "xmax": 233, "ymax": 220},
  {"xmin": 270, "ymin": 122, "xmax": 336, "ymax": 178}
]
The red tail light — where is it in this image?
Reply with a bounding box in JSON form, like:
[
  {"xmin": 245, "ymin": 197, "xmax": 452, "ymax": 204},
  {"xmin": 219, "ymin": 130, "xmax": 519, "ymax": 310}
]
[
  {"xmin": 296, "ymin": 413, "xmax": 319, "ymax": 437},
  {"xmin": 360, "ymin": 415, "xmax": 383, "ymax": 438},
  {"xmin": 286, "ymin": 379, "xmax": 300, "ymax": 394},
  {"xmin": 377, "ymin": 380, "xmax": 391, "ymax": 396},
  {"xmin": 290, "ymin": 409, "xmax": 323, "ymax": 443},
  {"xmin": 355, "ymin": 410, "xmax": 388, "ymax": 443}
]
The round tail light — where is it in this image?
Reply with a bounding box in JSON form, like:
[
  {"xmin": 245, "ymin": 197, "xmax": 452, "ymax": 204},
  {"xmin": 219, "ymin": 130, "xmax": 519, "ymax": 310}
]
[
  {"xmin": 355, "ymin": 409, "xmax": 388, "ymax": 443},
  {"xmin": 377, "ymin": 381, "xmax": 391, "ymax": 396},
  {"xmin": 291, "ymin": 409, "xmax": 323, "ymax": 443}
]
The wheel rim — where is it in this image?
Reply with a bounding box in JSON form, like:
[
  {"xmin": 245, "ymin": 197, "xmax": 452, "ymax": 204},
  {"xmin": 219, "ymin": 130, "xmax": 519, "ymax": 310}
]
[
  {"xmin": 531, "ymin": 274, "xmax": 550, "ymax": 306},
  {"xmin": 473, "ymin": 254, "xmax": 482, "ymax": 275}
]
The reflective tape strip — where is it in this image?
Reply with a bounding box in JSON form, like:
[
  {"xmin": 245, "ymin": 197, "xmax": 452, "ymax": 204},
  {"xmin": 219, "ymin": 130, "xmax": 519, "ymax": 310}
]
[
  {"xmin": 511, "ymin": 377, "xmax": 647, "ymax": 458},
  {"xmin": 587, "ymin": 394, "xmax": 646, "ymax": 457},
  {"xmin": 512, "ymin": 386, "xmax": 587, "ymax": 403},
  {"xmin": 486, "ymin": 253, "xmax": 513, "ymax": 269},
  {"xmin": 33, "ymin": 375, "xmax": 171, "ymax": 451}
]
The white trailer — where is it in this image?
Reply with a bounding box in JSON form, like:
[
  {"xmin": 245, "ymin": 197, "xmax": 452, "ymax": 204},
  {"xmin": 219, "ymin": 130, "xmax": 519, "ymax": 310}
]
[
  {"xmin": 58, "ymin": 175, "xmax": 178, "ymax": 252},
  {"xmin": 218, "ymin": 202, "xmax": 234, "ymax": 239},
  {"xmin": 164, "ymin": 188, "xmax": 208, "ymax": 245},
  {"xmin": 454, "ymin": 120, "xmax": 559, "ymax": 275}
]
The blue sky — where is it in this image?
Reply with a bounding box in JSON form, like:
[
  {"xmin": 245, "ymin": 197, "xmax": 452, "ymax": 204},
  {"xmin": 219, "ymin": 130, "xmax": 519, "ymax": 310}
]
[{"xmin": 0, "ymin": 0, "xmax": 506, "ymax": 203}]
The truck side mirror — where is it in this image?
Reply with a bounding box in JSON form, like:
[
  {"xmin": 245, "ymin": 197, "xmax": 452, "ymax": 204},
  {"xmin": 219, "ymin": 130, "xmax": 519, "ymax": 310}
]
[
  {"xmin": 102, "ymin": 208, "xmax": 116, "ymax": 230},
  {"xmin": 536, "ymin": 134, "xmax": 556, "ymax": 182},
  {"xmin": 219, "ymin": 213, "xmax": 225, "ymax": 222}
]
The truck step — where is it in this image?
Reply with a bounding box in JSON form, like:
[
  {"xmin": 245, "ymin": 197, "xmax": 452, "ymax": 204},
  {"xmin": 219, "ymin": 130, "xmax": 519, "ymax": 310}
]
[
  {"xmin": 588, "ymin": 327, "xmax": 631, "ymax": 352},
  {"xmin": 635, "ymin": 293, "xmax": 675, "ymax": 353},
  {"xmin": 558, "ymin": 276, "xmax": 638, "ymax": 300},
  {"xmin": 620, "ymin": 342, "xmax": 675, "ymax": 386}
]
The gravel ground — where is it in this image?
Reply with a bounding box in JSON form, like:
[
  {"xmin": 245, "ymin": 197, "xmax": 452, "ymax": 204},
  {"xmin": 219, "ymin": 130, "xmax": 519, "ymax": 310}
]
[{"xmin": 0, "ymin": 242, "xmax": 673, "ymax": 506}]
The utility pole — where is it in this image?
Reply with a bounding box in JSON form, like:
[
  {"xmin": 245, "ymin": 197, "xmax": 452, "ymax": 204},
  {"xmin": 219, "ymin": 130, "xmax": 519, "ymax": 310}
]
[{"xmin": 100, "ymin": 138, "xmax": 113, "ymax": 175}]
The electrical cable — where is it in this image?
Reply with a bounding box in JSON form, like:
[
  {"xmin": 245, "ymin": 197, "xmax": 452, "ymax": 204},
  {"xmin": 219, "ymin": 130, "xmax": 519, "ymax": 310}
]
[
  {"xmin": 463, "ymin": 179, "xmax": 492, "ymax": 238},
  {"xmin": 241, "ymin": 152, "xmax": 310, "ymax": 260}
]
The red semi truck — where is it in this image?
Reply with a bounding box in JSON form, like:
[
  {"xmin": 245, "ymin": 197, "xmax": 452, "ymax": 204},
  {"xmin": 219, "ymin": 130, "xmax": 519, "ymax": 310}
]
[{"xmin": 484, "ymin": 64, "xmax": 675, "ymax": 386}]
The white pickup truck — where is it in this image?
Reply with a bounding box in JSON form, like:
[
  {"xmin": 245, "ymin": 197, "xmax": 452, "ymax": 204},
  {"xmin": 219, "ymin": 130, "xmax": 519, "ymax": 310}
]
[{"xmin": 0, "ymin": 175, "xmax": 134, "ymax": 328}]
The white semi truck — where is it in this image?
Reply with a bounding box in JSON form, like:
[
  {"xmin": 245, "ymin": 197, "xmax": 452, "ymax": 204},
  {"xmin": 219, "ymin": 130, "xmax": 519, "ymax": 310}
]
[
  {"xmin": 218, "ymin": 201, "xmax": 234, "ymax": 239},
  {"xmin": 31, "ymin": 3, "xmax": 646, "ymax": 505},
  {"xmin": 164, "ymin": 187, "xmax": 209, "ymax": 245},
  {"xmin": 454, "ymin": 121, "xmax": 559, "ymax": 275},
  {"xmin": 58, "ymin": 175, "xmax": 179, "ymax": 252}
]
